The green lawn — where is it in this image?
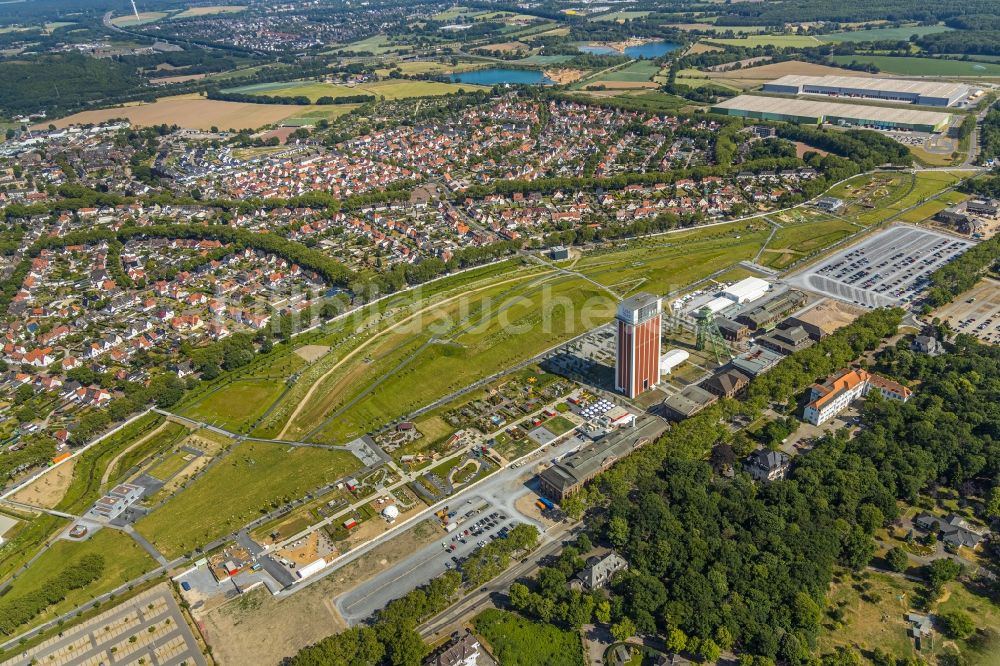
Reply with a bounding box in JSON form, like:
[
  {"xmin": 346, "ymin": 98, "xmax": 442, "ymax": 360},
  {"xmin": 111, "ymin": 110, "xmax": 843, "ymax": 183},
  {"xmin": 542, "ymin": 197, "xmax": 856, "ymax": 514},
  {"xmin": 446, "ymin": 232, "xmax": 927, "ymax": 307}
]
[
  {"xmin": 543, "ymin": 415, "xmax": 576, "ymax": 436},
  {"xmin": 828, "ymin": 55, "xmax": 1000, "ymax": 77},
  {"xmin": 0, "ymin": 529, "xmax": 156, "ymax": 636},
  {"xmin": 148, "ymin": 449, "xmax": 196, "ymax": 481},
  {"xmin": 474, "ymin": 609, "xmax": 584, "ymax": 666},
  {"xmin": 0, "ymin": 514, "xmax": 66, "ymax": 583},
  {"xmin": 817, "ymin": 25, "xmax": 952, "ymax": 43},
  {"xmin": 135, "ymin": 441, "xmax": 360, "ymax": 558},
  {"xmin": 181, "ymin": 379, "xmax": 286, "ymax": 432}
]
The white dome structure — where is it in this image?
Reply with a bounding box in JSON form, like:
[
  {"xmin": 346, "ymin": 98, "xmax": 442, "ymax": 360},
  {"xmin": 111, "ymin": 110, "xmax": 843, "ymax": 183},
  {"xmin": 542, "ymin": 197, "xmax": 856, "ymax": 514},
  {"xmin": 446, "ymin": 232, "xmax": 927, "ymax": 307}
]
[{"xmin": 382, "ymin": 505, "xmax": 400, "ymax": 522}]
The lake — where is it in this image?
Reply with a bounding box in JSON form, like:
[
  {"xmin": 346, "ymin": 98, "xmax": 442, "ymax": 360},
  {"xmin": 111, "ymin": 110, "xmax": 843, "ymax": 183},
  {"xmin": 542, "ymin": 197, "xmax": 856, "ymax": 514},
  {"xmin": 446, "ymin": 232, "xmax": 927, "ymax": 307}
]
[
  {"xmin": 623, "ymin": 41, "xmax": 681, "ymax": 59},
  {"xmin": 450, "ymin": 69, "xmax": 553, "ymax": 85}
]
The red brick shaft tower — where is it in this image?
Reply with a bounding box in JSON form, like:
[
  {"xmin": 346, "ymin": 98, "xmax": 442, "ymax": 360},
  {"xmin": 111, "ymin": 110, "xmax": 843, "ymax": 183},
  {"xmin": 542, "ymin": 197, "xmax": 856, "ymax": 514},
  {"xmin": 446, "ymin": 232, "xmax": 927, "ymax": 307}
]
[{"xmin": 615, "ymin": 293, "xmax": 662, "ymax": 399}]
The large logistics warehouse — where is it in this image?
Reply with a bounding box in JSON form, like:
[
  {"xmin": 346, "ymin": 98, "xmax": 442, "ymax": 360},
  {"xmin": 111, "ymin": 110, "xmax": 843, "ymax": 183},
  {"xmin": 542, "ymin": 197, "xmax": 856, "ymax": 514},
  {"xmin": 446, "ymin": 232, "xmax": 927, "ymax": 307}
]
[
  {"xmin": 761, "ymin": 75, "xmax": 971, "ymax": 107},
  {"xmin": 711, "ymin": 95, "xmax": 952, "ymax": 133}
]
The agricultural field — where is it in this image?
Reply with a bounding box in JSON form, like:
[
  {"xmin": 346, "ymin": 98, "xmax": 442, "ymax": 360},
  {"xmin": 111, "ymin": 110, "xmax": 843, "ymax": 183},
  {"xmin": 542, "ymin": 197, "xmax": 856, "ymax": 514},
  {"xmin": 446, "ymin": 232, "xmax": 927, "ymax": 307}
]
[
  {"xmin": 135, "ymin": 441, "xmax": 360, "ymax": 558},
  {"xmin": 374, "ymin": 61, "xmax": 481, "ymax": 77},
  {"xmin": 828, "ymin": 55, "xmax": 1000, "ymax": 77},
  {"xmin": 473, "ymin": 609, "xmax": 584, "ymax": 666},
  {"xmin": 596, "ymin": 60, "xmax": 661, "ymax": 83},
  {"xmin": 171, "ymin": 5, "xmax": 246, "ymax": 19},
  {"xmin": 593, "ymin": 10, "xmax": 651, "ymax": 23},
  {"xmin": 816, "ymin": 24, "xmax": 952, "ymax": 43},
  {"xmin": 110, "ymin": 11, "xmax": 167, "ymax": 26},
  {"xmin": 0, "ymin": 529, "xmax": 156, "ymax": 637},
  {"xmin": 181, "ymin": 378, "xmax": 287, "ymax": 432},
  {"xmin": 704, "ymin": 35, "xmax": 826, "ymax": 48},
  {"xmin": 45, "ymin": 97, "xmax": 311, "ymax": 131},
  {"xmin": 330, "ymin": 35, "xmax": 411, "ymax": 56},
  {"xmin": 226, "ymin": 79, "xmax": 488, "ymax": 102}
]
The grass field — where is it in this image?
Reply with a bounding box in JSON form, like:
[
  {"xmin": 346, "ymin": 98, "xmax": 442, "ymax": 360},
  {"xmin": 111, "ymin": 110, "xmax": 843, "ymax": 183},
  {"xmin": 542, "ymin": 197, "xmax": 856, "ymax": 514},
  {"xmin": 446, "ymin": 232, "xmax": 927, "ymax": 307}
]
[
  {"xmin": 704, "ymin": 35, "xmax": 826, "ymax": 48},
  {"xmin": 135, "ymin": 441, "xmax": 360, "ymax": 558},
  {"xmin": 331, "ymin": 35, "xmax": 410, "ymax": 55},
  {"xmin": 181, "ymin": 378, "xmax": 286, "ymax": 432},
  {"xmin": 148, "ymin": 449, "xmax": 195, "ymax": 481},
  {"xmin": 759, "ymin": 219, "xmax": 858, "ymax": 270},
  {"xmin": 828, "ymin": 55, "xmax": 1000, "ymax": 77},
  {"xmin": 474, "ymin": 609, "xmax": 584, "ymax": 666},
  {"xmin": 0, "ymin": 529, "xmax": 156, "ymax": 636},
  {"xmin": 268, "ymin": 223, "xmax": 767, "ymax": 444},
  {"xmin": 543, "ymin": 415, "xmax": 576, "ymax": 436},
  {"xmin": 817, "ymin": 25, "xmax": 952, "ymax": 43}
]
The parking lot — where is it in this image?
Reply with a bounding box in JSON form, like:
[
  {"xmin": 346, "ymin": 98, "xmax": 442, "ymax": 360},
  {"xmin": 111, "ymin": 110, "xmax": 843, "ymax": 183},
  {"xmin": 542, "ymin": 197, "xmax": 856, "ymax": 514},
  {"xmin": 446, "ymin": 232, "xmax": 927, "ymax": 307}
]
[
  {"xmin": 788, "ymin": 225, "xmax": 973, "ymax": 308},
  {"xmin": 933, "ymin": 277, "xmax": 1000, "ymax": 344},
  {"xmin": 334, "ymin": 483, "xmax": 544, "ymax": 625}
]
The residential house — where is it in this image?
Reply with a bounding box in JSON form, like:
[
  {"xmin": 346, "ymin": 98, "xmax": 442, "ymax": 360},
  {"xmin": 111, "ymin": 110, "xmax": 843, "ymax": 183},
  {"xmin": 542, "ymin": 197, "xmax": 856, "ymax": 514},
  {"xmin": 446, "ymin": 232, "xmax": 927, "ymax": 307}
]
[{"xmin": 744, "ymin": 449, "xmax": 790, "ymax": 482}]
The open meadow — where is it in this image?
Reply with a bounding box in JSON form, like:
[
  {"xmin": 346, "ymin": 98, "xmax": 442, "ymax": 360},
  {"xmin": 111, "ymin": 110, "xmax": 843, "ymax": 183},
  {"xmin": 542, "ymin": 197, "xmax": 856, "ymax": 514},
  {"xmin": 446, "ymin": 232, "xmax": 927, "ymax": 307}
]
[
  {"xmin": 226, "ymin": 79, "xmax": 489, "ymax": 102},
  {"xmin": 135, "ymin": 441, "xmax": 360, "ymax": 558}
]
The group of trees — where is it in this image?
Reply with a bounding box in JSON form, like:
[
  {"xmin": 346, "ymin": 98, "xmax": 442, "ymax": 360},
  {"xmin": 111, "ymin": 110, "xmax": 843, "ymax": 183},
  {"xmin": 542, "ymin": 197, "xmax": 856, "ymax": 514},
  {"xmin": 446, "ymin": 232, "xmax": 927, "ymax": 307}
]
[
  {"xmin": 0, "ymin": 554, "xmax": 104, "ymax": 635},
  {"xmin": 206, "ymin": 90, "xmax": 375, "ymax": 106},
  {"xmin": 924, "ymin": 232, "xmax": 1000, "ymax": 307}
]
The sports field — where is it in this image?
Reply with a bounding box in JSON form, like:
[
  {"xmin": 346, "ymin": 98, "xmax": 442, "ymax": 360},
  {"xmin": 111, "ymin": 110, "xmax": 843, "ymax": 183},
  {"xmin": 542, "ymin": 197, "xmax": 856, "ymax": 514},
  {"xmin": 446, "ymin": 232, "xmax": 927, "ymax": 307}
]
[
  {"xmin": 135, "ymin": 441, "xmax": 360, "ymax": 558},
  {"xmin": 828, "ymin": 55, "xmax": 1000, "ymax": 77}
]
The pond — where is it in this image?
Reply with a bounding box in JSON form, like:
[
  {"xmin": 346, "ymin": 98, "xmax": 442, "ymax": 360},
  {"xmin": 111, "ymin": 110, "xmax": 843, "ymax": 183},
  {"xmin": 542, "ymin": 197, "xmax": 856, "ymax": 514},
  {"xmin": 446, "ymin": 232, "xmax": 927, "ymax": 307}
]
[{"xmin": 449, "ymin": 68, "xmax": 553, "ymax": 85}]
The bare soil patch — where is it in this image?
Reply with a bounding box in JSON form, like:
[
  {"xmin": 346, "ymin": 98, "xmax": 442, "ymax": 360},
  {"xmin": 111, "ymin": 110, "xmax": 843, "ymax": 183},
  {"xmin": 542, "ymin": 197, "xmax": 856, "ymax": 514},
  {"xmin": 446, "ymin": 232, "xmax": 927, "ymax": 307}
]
[
  {"xmin": 12, "ymin": 458, "xmax": 75, "ymax": 509},
  {"xmin": 199, "ymin": 518, "xmax": 441, "ymax": 665},
  {"xmin": 544, "ymin": 68, "xmax": 585, "ymax": 84},
  {"xmin": 294, "ymin": 345, "xmax": 330, "ymax": 363},
  {"xmin": 794, "ymin": 141, "xmax": 831, "ymax": 158}
]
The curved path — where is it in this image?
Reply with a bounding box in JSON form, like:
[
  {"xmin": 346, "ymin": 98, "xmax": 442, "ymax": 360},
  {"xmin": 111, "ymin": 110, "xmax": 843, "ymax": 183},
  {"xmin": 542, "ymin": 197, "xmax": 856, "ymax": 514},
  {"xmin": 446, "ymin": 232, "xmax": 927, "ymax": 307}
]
[
  {"xmin": 99, "ymin": 419, "xmax": 170, "ymax": 486},
  {"xmin": 276, "ymin": 268, "xmax": 553, "ymax": 439}
]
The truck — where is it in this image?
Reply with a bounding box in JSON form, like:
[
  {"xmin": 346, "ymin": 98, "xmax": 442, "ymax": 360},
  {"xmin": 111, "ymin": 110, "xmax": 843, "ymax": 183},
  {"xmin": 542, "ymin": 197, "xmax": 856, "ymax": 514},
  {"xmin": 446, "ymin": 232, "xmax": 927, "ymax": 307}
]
[
  {"xmin": 536, "ymin": 496, "xmax": 555, "ymax": 511},
  {"xmin": 446, "ymin": 522, "xmax": 458, "ymax": 533}
]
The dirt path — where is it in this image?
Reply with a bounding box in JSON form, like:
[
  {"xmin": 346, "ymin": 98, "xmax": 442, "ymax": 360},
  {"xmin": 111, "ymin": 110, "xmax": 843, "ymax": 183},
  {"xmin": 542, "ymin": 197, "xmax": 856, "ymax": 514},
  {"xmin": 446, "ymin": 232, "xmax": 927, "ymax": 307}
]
[
  {"xmin": 277, "ymin": 270, "xmax": 553, "ymax": 439},
  {"xmin": 99, "ymin": 420, "xmax": 170, "ymax": 486}
]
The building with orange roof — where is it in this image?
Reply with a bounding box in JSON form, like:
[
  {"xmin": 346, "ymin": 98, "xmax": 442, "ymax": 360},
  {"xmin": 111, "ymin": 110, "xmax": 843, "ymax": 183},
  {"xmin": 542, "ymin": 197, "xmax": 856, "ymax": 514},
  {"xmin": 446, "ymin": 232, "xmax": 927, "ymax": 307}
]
[{"xmin": 803, "ymin": 368, "xmax": 870, "ymax": 425}]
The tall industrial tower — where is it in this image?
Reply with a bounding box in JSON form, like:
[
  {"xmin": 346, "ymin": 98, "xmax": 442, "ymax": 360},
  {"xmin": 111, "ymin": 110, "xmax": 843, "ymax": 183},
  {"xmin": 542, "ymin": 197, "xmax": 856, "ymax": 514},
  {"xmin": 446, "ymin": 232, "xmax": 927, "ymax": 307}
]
[{"xmin": 615, "ymin": 292, "xmax": 662, "ymax": 399}]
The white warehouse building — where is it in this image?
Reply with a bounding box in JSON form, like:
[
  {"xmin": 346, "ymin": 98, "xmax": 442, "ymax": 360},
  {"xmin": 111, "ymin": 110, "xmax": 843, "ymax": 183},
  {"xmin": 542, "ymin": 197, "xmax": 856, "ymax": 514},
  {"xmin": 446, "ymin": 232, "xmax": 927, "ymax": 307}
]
[
  {"xmin": 660, "ymin": 349, "xmax": 690, "ymax": 375},
  {"xmin": 761, "ymin": 75, "xmax": 971, "ymax": 108},
  {"xmin": 722, "ymin": 277, "xmax": 770, "ymax": 304}
]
